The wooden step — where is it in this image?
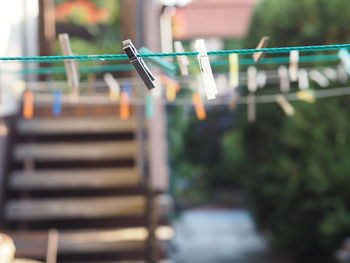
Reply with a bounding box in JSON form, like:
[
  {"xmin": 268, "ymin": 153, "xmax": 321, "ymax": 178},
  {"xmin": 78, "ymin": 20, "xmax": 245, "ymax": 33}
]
[
  {"xmin": 14, "ymin": 141, "xmax": 137, "ymax": 162},
  {"xmin": 9, "ymin": 168, "xmax": 139, "ymax": 190},
  {"xmin": 7, "ymin": 226, "xmax": 173, "ymax": 258},
  {"xmin": 5, "ymin": 196, "xmax": 145, "ymax": 221},
  {"xmin": 17, "ymin": 117, "xmax": 137, "ymax": 135}
]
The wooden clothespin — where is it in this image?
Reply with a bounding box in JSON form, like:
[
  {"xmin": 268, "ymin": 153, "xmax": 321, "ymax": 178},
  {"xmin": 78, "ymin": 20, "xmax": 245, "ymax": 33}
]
[
  {"xmin": 309, "ymin": 70, "xmax": 330, "ymax": 88},
  {"xmin": 247, "ymin": 66, "xmax": 258, "ymax": 93},
  {"xmin": 298, "ymin": 69, "xmax": 309, "ymax": 90},
  {"xmin": 195, "ymin": 39, "xmax": 217, "ymax": 100},
  {"xmin": 289, "ymin": 50, "xmax": 299, "ymax": 81},
  {"xmin": 104, "ymin": 73, "xmax": 120, "ymax": 102},
  {"xmin": 46, "ymin": 229, "xmax": 59, "ymax": 263},
  {"xmin": 278, "ymin": 66, "xmax": 290, "ymax": 93},
  {"xmin": 23, "ymin": 90, "xmax": 34, "ymax": 119},
  {"xmin": 192, "ymin": 92, "xmax": 206, "ymax": 120},
  {"xmin": 276, "ymin": 94, "xmax": 295, "ymax": 116},
  {"xmin": 123, "ymin": 39, "xmax": 156, "ymax": 90},
  {"xmin": 52, "ymin": 90, "xmax": 61, "ymax": 117},
  {"xmin": 253, "ymin": 36, "xmax": 270, "ymax": 63},
  {"xmin": 338, "ymin": 49, "xmax": 350, "ymax": 75},
  {"xmin": 120, "ymin": 82, "xmax": 131, "ymax": 120},
  {"xmin": 247, "ymin": 94, "xmax": 256, "ymax": 123},
  {"xmin": 229, "ymin": 54, "xmax": 239, "ymax": 89},
  {"xmin": 174, "ymin": 41, "xmax": 189, "ymax": 76},
  {"xmin": 58, "ymin": 33, "xmax": 80, "ymax": 99}
]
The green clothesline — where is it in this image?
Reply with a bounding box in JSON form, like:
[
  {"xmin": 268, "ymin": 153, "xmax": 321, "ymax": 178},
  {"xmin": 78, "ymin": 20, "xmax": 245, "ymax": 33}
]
[
  {"xmin": 0, "ymin": 54, "xmax": 340, "ymax": 75},
  {"xmin": 0, "ymin": 43, "xmax": 348, "ymax": 63}
]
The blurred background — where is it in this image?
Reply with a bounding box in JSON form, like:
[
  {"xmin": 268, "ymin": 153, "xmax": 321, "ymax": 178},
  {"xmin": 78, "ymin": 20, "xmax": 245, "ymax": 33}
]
[{"xmin": 0, "ymin": 0, "xmax": 350, "ymax": 263}]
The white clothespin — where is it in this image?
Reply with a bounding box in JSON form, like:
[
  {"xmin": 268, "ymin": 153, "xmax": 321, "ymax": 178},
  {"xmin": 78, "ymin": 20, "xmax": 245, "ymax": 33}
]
[
  {"xmin": 195, "ymin": 39, "xmax": 217, "ymax": 100},
  {"xmin": 298, "ymin": 69, "xmax": 309, "ymax": 90},
  {"xmin": 257, "ymin": 71, "xmax": 267, "ymax": 89},
  {"xmin": 104, "ymin": 73, "xmax": 120, "ymax": 101},
  {"xmin": 247, "ymin": 94, "xmax": 256, "ymax": 123},
  {"xmin": 247, "ymin": 66, "xmax": 257, "ymax": 93},
  {"xmin": 216, "ymin": 74, "xmax": 228, "ymax": 95},
  {"xmin": 338, "ymin": 63, "xmax": 348, "ymax": 83},
  {"xmin": 338, "ymin": 49, "xmax": 350, "ymax": 75},
  {"xmin": 174, "ymin": 41, "xmax": 189, "ymax": 76},
  {"xmin": 278, "ymin": 66, "xmax": 290, "ymax": 93},
  {"xmin": 323, "ymin": 68, "xmax": 338, "ymax": 81},
  {"xmin": 253, "ymin": 36, "xmax": 270, "ymax": 63},
  {"xmin": 276, "ymin": 94, "xmax": 295, "ymax": 116},
  {"xmin": 228, "ymin": 90, "xmax": 240, "ymax": 112},
  {"xmin": 309, "ymin": 70, "xmax": 330, "ymax": 88},
  {"xmin": 289, "ymin": 50, "xmax": 299, "ymax": 81},
  {"xmin": 229, "ymin": 54, "xmax": 239, "ymax": 89},
  {"xmin": 58, "ymin": 33, "xmax": 80, "ymax": 99}
]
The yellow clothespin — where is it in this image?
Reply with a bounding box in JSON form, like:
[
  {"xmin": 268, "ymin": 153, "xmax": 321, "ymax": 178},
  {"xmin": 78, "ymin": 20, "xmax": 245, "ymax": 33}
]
[
  {"xmin": 298, "ymin": 69, "xmax": 309, "ymax": 90},
  {"xmin": 276, "ymin": 94, "xmax": 295, "ymax": 116},
  {"xmin": 174, "ymin": 41, "xmax": 189, "ymax": 76},
  {"xmin": 192, "ymin": 92, "xmax": 206, "ymax": 120},
  {"xmin": 289, "ymin": 50, "xmax": 299, "ymax": 82},
  {"xmin": 58, "ymin": 33, "xmax": 80, "ymax": 99},
  {"xmin": 296, "ymin": 90, "xmax": 315, "ymax": 103},
  {"xmin": 253, "ymin": 36, "xmax": 270, "ymax": 63},
  {"xmin": 195, "ymin": 39, "xmax": 217, "ymax": 100},
  {"xmin": 229, "ymin": 54, "xmax": 239, "ymax": 89},
  {"xmin": 104, "ymin": 73, "xmax": 120, "ymax": 102},
  {"xmin": 278, "ymin": 66, "xmax": 290, "ymax": 93}
]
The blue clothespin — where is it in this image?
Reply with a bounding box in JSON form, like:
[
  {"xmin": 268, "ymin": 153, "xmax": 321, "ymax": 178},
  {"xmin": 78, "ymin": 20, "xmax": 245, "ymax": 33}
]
[
  {"xmin": 123, "ymin": 39, "xmax": 156, "ymax": 90},
  {"xmin": 338, "ymin": 49, "xmax": 350, "ymax": 75},
  {"xmin": 52, "ymin": 89, "xmax": 61, "ymax": 116}
]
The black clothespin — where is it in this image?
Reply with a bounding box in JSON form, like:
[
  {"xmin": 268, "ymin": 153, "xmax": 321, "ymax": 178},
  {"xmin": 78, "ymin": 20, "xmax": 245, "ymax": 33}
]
[{"xmin": 123, "ymin": 39, "xmax": 156, "ymax": 90}]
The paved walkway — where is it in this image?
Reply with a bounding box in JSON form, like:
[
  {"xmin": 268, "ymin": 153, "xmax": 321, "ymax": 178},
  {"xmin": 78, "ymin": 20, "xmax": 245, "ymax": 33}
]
[{"xmin": 171, "ymin": 207, "xmax": 289, "ymax": 263}]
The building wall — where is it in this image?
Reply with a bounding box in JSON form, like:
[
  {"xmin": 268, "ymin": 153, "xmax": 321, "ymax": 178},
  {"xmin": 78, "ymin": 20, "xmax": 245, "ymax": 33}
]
[{"xmin": 0, "ymin": 0, "xmax": 39, "ymax": 117}]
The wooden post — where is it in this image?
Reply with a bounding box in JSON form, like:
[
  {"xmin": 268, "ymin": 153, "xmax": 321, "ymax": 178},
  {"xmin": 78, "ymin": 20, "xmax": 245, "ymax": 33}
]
[{"xmin": 58, "ymin": 33, "xmax": 80, "ymax": 99}]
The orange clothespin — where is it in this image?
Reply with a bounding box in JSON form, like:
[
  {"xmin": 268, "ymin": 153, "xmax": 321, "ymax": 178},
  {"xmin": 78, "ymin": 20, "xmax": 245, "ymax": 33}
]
[
  {"xmin": 23, "ymin": 90, "xmax": 34, "ymax": 119},
  {"xmin": 119, "ymin": 82, "xmax": 131, "ymax": 120},
  {"xmin": 160, "ymin": 74, "xmax": 180, "ymax": 101},
  {"xmin": 192, "ymin": 93, "xmax": 206, "ymax": 120}
]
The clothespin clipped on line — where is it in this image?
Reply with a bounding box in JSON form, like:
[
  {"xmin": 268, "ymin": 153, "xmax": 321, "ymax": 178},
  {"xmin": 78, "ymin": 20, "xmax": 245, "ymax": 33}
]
[
  {"xmin": 228, "ymin": 90, "xmax": 240, "ymax": 112},
  {"xmin": 123, "ymin": 39, "xmax": 156, "ymax": 90},
  {"xmin": 253, "ymin": 36, "xmax": 270, "ymax": 63},
  {"xmin": 229, "ymin": 54, "xmax": 239, "ymax": 89},
  {"xmin": 296, "ymin": 90, "xmax": 315, "ymax": 103},
  {"xmin": 278, "ymin": 66, "xmax": 290, "ymax": 93},
  {"xmin": 52, "ymin": 90, "xmax": 61, "ymax": 117},
  {"xmin": 298, "ymin": 69, "xmax": 309, "ymax": 90},
  {"xmin": 195, "ymin": 39, "xmax": 218, "ymax": 100},
  {"xmin": 338, "ymin": 63, "xmax": 348, "ymax": 83},
  {"xmin": 160, "ymin": 74, "xmax": 180, "ymax": 102},
  {"xmin": 289, "ymin": 50, "xmax": 299, "ymax": 82},
  {"xmin": 139, "ymin": 47, "xmax": 177, "ymax": 76},
  {"xmin": 247, "ymin": 66, "xmax": 258, "ymax": 93},
  {"xmin": 247, "ymin": 94, "xmax": 256, "ymax": 123},
  {"xmin": 58, "ymin": 33, "xmax": 80, "ymax": 99},
  {"xmin": 257, "ymin": 71, "xmax": 267, "ymax": 89},
  {"xmin": 23, "ymin": 90, "xmax": 34, "ymax": 119},
  {"xmin": 145, "ymin": 94, "xmax": 154, "ymax": 118},
  {"xmin": 323, "ymin": 68, "xmax": 338, "ymax": 81},
  {"xmin": 216, "ymin": 74, "xmax": 228, "ymax": 95},
  {"xmin": 119, "ymin": 82, "xmax": 131, "ymax": 120},
  {"xmin": 276, "ymin": 94, "xmax": 295, "ymax": 117},
  {"xmin": 338, "ymin": 49, "xmax": 350, "ymax": 75},
  {"xmin": 309, "ymin": 70, "xmax": 330, "ymax": 88},
  {"xmin": 174, "ymin": 41, "xmax": 189, "ymax": 76},
  {"xmin": 104, "ymin": 73, "xmax": 120, "ymax": 102},
  {"xmin": 192, "ymin": 92, "xmax": 206, "ymax": 120}
]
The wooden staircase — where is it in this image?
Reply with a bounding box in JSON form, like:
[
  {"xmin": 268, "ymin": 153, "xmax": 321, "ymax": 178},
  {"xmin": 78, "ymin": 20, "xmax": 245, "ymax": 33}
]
[{"xmin": 1, "ymin": 101, "xmax": 169, "ymax": 262}]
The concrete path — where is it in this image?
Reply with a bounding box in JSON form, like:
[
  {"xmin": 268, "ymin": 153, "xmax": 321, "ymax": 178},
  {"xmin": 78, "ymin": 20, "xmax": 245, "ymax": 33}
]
[{"xmin": 171, "ymin": 207, "xmax": 288, "ymax": 263}]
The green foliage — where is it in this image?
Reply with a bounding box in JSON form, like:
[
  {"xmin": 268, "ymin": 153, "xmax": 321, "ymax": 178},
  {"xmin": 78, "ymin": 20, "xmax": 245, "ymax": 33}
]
[{"xmin": 236, "ymin": 0, "xmax": 350, "ymax": 261}]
